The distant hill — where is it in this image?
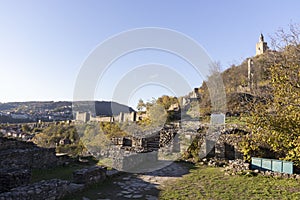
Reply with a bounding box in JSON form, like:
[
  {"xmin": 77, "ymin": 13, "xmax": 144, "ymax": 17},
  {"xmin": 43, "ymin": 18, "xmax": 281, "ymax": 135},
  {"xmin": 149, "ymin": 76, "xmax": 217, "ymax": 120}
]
[
  {"xmin": 0, "ymin": 101, "xmax": 72, "ymax": 112},
  {"xmin": 0, "ymin": 101, "xmax": 135, "ymax": 123},
  {"xmin": 72, "ymin": 101, "xmax": 135, "ymax": 116}
]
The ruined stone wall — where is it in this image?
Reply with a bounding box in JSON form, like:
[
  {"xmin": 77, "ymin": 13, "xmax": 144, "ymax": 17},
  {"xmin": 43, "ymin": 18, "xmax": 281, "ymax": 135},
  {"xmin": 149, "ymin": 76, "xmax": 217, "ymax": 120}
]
[
  {"xmin": 0, "ymin": 179, "xmax": 83, "ymax": 200},
  {"xmin": 0, "ymin": 137, "xmax": 59, "ymax": 193},
  {"xmin": 114, "ymin": 112, "xmax": 136, "ymax": 122},
  {"xmin": 0, "ymin": 168, "xmax": 31, "ymax": 193},
  {"xmin": 196, "ymin": 126, "xmax": 246, "ymax": 160},
  {"xmin": 0, "ymin": 137, "xmax": 58, "ymax": 169},
  {"xmin": 0, "ymin": 147, "xmax": 58, "ymax": 169},
  {"xmin": 113, "ymin": 151, "xmax": 158, "ymax": 172},
  {"xmin": 0, "ymin": 166, "xmax": 108, "ymax": 200},
  {"xmin": 0, "ymin": 137, "xmax": 110, "ymax": 199},
  {"xmin": 0, "ymin": 137, "xmax": 36, "ymax": 151},
  {"xmin": 215, "ymin": 134, "xmax": 244, "ymax": 160}
]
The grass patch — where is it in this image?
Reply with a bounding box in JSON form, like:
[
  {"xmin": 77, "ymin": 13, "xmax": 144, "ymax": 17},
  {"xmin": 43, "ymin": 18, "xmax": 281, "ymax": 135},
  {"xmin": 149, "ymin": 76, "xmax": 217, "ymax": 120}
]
[
  {"xmin": 31, "ymin": 165, "xmax": 82, "ymax": 183},
  {"xmin": 31, "ymin": 157, "xmax": 98, "ymax": 183},
  {"xmin": 160, "ymin": 165, "xmax": 300, "ymax": 200},
  {"xmin": 225, "ymin": 116, "xmax": 249, "ymax": 125}
]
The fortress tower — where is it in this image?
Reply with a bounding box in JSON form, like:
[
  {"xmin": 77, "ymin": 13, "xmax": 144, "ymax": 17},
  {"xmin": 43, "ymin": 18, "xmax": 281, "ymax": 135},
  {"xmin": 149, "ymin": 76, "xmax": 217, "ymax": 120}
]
[{"xmin": 256, "ymin": 33, "xmax": 268, "ymax": 56}]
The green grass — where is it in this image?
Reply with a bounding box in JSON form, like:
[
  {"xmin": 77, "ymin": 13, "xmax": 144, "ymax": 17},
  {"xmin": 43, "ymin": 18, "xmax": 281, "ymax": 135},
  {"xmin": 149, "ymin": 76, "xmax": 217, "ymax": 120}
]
[
  {"xmin": 31, "ymin": 157, "xmax": 98, "ymax": 183},
  {"xmin": 159, "ymin": 165, "xmax": 300, "ymax": 200},
  {"xmin": 31, "ymin": 160, "xmax": 300, "ymax": 200},
  {"xmin": 199, "ymin": 116, "xmax": 249, "ymax": 126},
  {"xmin": 31, "ymin": 165, "xmax": 83, "ymax": 183},
  {"xmin": 225, "ymin": 116, "xmax": 249, "ymax": 125}
]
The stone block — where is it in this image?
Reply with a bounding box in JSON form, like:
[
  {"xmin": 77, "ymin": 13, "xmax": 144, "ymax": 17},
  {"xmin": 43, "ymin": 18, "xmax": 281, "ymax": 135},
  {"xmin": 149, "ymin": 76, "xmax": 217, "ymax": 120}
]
[{"xmin": 73, "ymin": 166, "xmax": 107, "ymax": 185}]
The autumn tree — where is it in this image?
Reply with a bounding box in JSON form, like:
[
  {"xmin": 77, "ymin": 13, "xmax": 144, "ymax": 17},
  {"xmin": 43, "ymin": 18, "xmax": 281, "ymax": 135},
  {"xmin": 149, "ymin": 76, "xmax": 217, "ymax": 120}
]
[
  {"xmin": 156, "ymin": 95, "xmax": 178, "ymax": 110},
  {"xmin": 136, "ymin": 99, "xmax": 145, "ymax": 112},
  {"xmin": 241, "ymin": 24, "xmax": 300, "ymax": 165}
]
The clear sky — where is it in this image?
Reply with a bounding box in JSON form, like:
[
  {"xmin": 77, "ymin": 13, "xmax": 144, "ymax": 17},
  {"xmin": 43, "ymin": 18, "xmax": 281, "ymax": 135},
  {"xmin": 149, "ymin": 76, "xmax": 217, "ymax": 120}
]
[{"xmin": 0, "ymin": 0, "xmax": 299, "ymax": 108}]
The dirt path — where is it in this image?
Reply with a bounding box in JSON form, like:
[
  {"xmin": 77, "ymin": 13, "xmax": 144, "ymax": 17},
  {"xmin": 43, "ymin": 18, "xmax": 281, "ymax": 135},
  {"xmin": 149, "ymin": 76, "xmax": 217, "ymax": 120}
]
[{"xmin": 87, "ymin": 161, "xmax": 191, "ymax": 200}]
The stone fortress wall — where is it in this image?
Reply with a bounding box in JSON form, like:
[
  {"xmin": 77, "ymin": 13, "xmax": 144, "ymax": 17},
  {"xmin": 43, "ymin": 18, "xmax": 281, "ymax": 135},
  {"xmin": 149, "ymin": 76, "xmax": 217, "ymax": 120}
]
[
  {"xmin": 0, "ymin": 136, "xmax": 108, "ymax": 200},
  {"xmin": 75, "ymin": 111, "xmax": 137, "ymax": 123}
]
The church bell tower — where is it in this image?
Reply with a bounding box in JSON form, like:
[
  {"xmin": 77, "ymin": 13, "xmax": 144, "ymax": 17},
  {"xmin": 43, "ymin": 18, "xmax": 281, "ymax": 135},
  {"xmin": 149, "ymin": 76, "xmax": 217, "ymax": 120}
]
[{"xmin": 256, "ymin": 33, "xmax": 268, "ymax": 56}]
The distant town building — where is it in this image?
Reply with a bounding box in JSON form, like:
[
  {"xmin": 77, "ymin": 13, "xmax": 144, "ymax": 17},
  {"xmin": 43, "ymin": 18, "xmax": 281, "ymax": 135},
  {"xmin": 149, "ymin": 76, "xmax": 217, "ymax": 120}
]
[
  {"xmin": 59, "ymin": 138, "xmax": 71, "ymax": 145},
  {"xmin": 11, "ymin": 113, "xmax": 28, "ymax": 119},
  {"xmin": 256, "ymin": 33, "xmax": 268, "ymax": 56}
]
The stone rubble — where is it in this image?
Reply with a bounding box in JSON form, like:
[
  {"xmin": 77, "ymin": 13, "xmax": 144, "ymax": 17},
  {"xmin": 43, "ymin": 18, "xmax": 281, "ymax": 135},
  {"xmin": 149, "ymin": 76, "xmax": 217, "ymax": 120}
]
[
  {"xmin": 0, "ymin": 179, "xmax": 84, "ymax": 200},
  {"xmin": 222, "ymin": 159, "xmax": 300, "ymax": 179},
  {"xmin": 73, "ymin": 166, "xmax": 106, "ymax": 186},
  {"xmin": 223, "ymin": 159, "xmax": 250, "ymax": 175}
]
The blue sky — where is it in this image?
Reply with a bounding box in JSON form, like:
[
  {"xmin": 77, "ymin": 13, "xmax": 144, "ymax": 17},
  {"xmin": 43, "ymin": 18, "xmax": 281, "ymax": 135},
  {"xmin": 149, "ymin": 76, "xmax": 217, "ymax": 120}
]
[{"xmin": 0, "ymin": 0, "xmax": 299, "ymax": 108}]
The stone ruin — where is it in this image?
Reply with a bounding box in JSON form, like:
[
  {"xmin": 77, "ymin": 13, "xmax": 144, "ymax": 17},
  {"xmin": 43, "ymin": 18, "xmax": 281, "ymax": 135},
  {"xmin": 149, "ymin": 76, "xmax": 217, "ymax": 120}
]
[
  {"xmin": 199, "ymin": 125, "xmax": 248, "ymax": 160},
  {"xmin": 111, "ymin": 125, "xmax": 178, "ymax": 153},
  {"xmin": 0, "ymin": 136, "xmax": 80, "ymax": 199},
  {"xmin": 0, "ymin": 168, "xmax": 31, "ymax": 193},
  {"xmin": 0, "ymin": 137, "xmax": 60, "ymax": 193},
  {"xmin": 108, "ymin": 125, "xmax": 179, "ymax": 172},
  {"xmin": 0, "ymin": 165, "xmax": 107, "ymax": 200},
  {"xmin": 106, "ymin": 122, "xmax": 248, "ymax": 171},
  {"xmin": 0, "ymin": 137, "xmax": 58, "ymax": 170},
  {"xmin": 0, "ymin": 179, "xmax": 81, "ymax": 200},
  {"xmin": 94, "ymin": 119, "xmax": 249, "ymax": 172}
]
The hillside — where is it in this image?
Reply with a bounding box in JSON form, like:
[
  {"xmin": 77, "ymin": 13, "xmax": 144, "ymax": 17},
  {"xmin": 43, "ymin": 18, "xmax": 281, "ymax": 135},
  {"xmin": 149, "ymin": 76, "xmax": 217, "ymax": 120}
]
[
  {"xmin": 196, "ymin": 48, "xmax": 295, "ymax": 116},
  {"xmin": 0, "ymin": 101, "xmax": 135, "ymax": 123},
  {"xmin": 72, "ymin": 101, "xmax": 135, "ymax": 116}
]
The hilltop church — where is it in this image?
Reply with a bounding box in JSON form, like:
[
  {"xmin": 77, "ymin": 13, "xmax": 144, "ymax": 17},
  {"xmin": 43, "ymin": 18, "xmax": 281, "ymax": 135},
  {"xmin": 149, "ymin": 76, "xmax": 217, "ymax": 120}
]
[{"xmin": 255, "ymin": 33, "xmax": 268, "ymax": 56}]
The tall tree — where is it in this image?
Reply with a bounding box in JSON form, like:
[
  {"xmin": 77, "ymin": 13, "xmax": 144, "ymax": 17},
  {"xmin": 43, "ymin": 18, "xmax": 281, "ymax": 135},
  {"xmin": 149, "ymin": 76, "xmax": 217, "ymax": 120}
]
[{"xmin": 241, "ymin": 24, "xmax": 300, "ymax": 165}]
